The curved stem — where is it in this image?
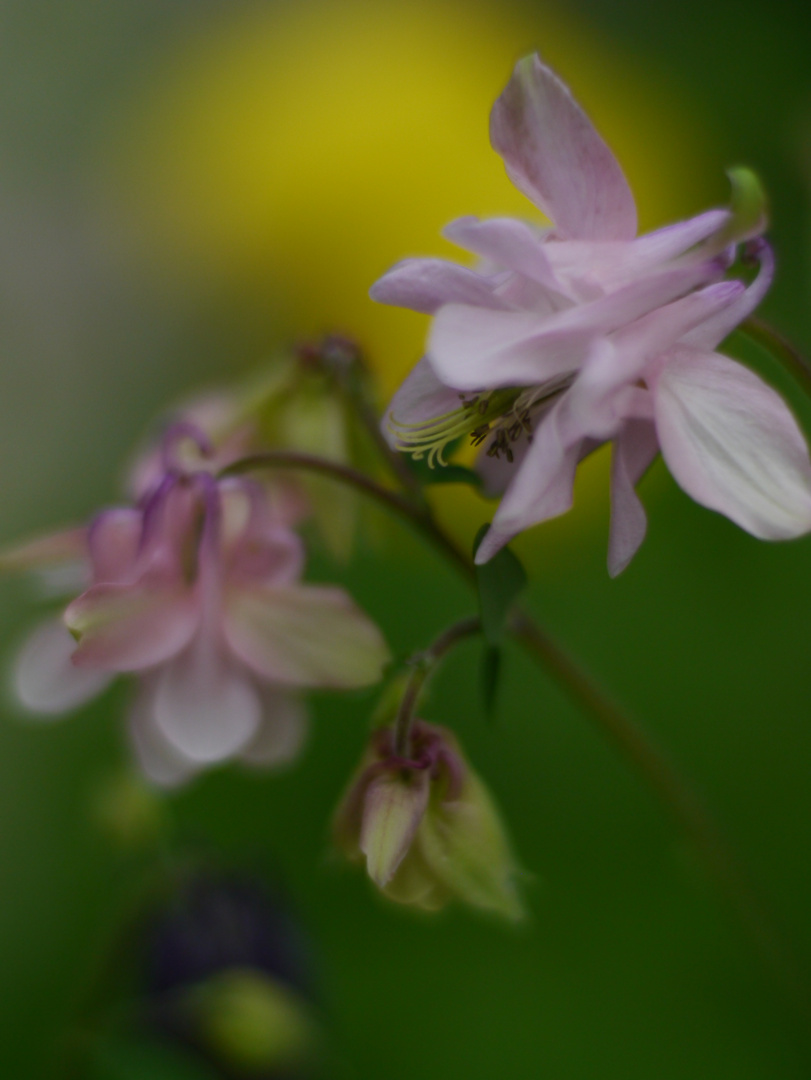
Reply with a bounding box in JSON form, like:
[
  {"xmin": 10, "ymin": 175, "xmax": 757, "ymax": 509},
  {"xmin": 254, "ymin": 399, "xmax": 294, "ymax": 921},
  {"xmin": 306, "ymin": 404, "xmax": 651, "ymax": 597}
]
[
  {"xmin": 334, "ymin": 352, "xmax": 428, "ymax": 504},
  {"xmin": 394, "ymin": 616, "xmax": 482, "ymax": 756},
  {"xmin": 222, "ymin": 447, "xmax": 809, "ymax": 1029},
  {"xmin": 742, "ymin": 316, "xmax": 811, "ymax": 400},
  {"xmin": 220, "ymin": 450, "xmax": 472, "ymax": 579}
]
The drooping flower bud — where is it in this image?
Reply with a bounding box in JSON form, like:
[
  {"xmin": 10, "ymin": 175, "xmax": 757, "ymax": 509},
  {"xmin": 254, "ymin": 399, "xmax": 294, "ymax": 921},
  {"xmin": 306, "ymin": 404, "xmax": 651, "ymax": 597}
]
[{"xmin": 333, "ymin": 722, "xmax": 524, "ymax": 920}]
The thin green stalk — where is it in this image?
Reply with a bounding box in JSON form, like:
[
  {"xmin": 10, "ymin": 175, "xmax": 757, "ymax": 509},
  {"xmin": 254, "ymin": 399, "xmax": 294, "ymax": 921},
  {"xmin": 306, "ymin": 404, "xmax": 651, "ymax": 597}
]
[
  {"xmin": 393, "ymin": 616, "xmax": 482, "ymax": 756},
  {"xmin": 742, "ymin": 316, "xmax": 811, "ymax": 399},
  {"xmin": 221, "ymin": 450, "xmax": 472, "ymax": 579}
]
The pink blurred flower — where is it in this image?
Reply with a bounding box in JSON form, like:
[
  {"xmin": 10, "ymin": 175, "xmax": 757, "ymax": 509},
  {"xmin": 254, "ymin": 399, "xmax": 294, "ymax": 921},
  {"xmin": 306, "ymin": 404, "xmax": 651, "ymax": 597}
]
[
  {"xmin": 126, "ymin": 390, "xmax": 310, "ymax": 527},
  {"xmin": 13, "ymin": 424, "xmax": 390, "ymax": 785},
  {"xmin": 372, "ymin": 54, "xmax": 811, "ymax": 573}
]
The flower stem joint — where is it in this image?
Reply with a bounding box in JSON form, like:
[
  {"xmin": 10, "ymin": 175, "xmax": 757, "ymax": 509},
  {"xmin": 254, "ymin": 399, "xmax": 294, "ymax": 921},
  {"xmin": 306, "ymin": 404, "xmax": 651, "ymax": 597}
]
[{"xmin": 333, "ymin": 721, "xmax": 524, "ymax": 920}]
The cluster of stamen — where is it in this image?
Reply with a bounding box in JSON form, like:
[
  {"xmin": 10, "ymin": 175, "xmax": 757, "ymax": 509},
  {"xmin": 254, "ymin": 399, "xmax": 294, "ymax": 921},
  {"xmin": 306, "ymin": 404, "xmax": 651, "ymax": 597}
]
[
  {"xmin": 462, "ymin": 393, "xmax": 535, "ymax": 463},
  {"xmin": 387, "ymin": 375, "xmax": 575, "ymax": 468}
]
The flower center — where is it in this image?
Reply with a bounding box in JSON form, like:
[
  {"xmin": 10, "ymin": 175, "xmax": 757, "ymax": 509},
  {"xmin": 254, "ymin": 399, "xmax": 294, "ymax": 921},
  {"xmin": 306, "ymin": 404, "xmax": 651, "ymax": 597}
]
[{"xmin": 387, "ymin": 376, "xmax": 574, "ymax": 467}]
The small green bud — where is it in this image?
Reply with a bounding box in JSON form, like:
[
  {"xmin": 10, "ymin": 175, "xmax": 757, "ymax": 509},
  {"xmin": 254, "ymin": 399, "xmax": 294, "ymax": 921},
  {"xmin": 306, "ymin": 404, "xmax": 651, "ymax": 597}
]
[{"xmin": 334, "ymin": 722, "xmax": 524, "ymax": 919}]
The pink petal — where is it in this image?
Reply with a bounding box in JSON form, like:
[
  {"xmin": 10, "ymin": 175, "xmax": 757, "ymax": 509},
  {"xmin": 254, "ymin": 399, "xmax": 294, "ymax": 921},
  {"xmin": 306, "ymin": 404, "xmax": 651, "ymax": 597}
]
[
  {"xmin": 653, "ymin": 346, "xmax": 811, "ymax": 539},
  {"xmin": 544, "ymin": 210, "xmax": 731, "ymax": 297},
  {"xmin": 225, "ymin": 584, "xmax": 390, "ymax": 689},
  {"xmin": 490, "ymin": 54, "xmax": 637, "ymax": 241},
  {"xmin": 65, "ymin": 581, "xmax": 199, "ymax": 672},
  {"xmin": 569, "ymin": 280, "xmax": 746, "ymax": 433},
  {"xmin": 681, "ymin": 242, "xmax": 774, "ymax": 351},
  {"xmin": 88, "ymin": 508, "xmax": 142, "ymax": 584},
  {"xmin": 221, "ymin": 484, "xmax": 305, "ymax": 586},
  {"xmin": 370, "ymin": 258, "xmax": 505, "ymax": 314},
  {"xmin": 152, "ymin": 640, "xmax": 262, "ymax": 763},
  {"xmin": 442, "ymin": 216, "xmax": 563, "ymax": 292},
  {"xmin": 429, "ymin": 261, "xmax": 727, "ymax": 391},
  {"xmin": 128, "ymin": 679, "xmax": 199, "ymax": 788},
  {"xmin": 383, "ymin": 357, "xmax": 468, "ymax": 446},
  {"xmin": 607, "ymin": 420, "xmax": 660, "ymax": 577},
  {"xmin": 240, "ymin": 689, "xmax": 309, "ymax": 768},
  {"xmin": 475, "ymin": 406, "xmax": 581, "ymax": 562},
  {"xmin": 12, "ymin": 619, "xmax": 111, "ymax": 716}
]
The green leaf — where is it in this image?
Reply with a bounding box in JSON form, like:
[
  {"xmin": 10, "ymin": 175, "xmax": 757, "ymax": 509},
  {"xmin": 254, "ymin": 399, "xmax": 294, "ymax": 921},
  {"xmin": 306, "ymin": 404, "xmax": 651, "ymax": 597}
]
[
  {"xmin": 407, "ymin": 457, "xmax": 483, "ymax": 489},
  {"xmin": 473, "ymin": 525, "xmax": 527, "ymax": 646},
  {"xmin": 480, "ymin": 645, "xmax": 501, "ymax": 719}
]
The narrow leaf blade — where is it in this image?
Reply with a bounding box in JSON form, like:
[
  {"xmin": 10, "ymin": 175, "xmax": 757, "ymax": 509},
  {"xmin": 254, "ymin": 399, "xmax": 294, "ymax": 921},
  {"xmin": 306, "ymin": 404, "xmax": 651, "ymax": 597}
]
[
  {"xmin": 473, "ymin": 525, "xmax": 527, "ymax": 645},
  {"xmin": 481, "ymin": 645, "xmax": 502, "ymax": 720}
]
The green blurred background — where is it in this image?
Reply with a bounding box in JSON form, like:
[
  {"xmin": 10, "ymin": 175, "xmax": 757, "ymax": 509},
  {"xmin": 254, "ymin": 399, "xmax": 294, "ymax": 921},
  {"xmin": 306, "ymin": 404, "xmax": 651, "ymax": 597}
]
[{"xmin": 1, "ymin": 0, "xmax": 811, "ymax": 1075}]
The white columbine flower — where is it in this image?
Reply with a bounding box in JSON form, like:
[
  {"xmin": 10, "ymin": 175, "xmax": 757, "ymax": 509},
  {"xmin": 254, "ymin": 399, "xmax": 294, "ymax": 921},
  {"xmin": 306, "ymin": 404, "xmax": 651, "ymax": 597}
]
[{"xmin": 372, "ymin": 54, "xmax": 811, "ymax": 573}]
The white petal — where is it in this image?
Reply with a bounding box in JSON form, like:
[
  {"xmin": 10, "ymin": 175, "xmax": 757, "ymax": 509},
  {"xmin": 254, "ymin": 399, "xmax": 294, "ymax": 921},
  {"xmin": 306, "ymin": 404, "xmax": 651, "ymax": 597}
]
[
  {"xmin": 567, "ymin": 281, "xmax": 744, "ymax": 436},
  {"xmin": 12, "ymin": 619, "xmax": 111, "ymax": 716},
  {"xmin": 128, "ymin": 681, "xmax": 199, "ymax": 788},
  {"xmin": 429, "ymin": 261, "xmax": 726, "ymax": 392},
  {"xmin": 240, "ymin": 689, "xmax": 309, "ymax": 768},
  {"xmin": 608, "ymin": 420, "xmax": 660, "ymax": 577},
  {"xmin": 475, "ymin": 406, "xmax": 581, "ymax": 562},
  {"xmin": 654, "ymin": 346, "xmax": 811, "ymax": 539},
  {"xmin": 152, "ymin": 640, "xmax": 262, "ymax": 763}
]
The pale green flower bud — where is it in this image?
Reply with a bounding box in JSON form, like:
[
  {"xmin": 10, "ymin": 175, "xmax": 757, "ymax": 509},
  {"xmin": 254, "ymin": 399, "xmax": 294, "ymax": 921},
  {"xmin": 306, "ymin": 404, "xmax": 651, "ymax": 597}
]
[
  {"xmin": 334, "ymin": 722, "xmax": 524, "ymax": 920},
  {"xmin": 241, "ymin": 335, "xmax": 377, "ymax": 560}
]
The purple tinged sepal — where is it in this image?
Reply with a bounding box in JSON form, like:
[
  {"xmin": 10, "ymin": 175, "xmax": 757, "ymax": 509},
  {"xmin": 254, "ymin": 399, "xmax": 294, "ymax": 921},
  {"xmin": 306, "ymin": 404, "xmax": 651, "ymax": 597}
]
[{"xmin": 334, "ymin": 722, "xmax": 524, "ymax": 920}]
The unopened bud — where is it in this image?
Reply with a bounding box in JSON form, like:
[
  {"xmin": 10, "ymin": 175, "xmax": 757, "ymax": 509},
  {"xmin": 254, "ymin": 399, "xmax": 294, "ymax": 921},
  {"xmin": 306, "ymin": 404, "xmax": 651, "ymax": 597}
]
[{"xmin": 334, "ymin": 722, "xmax": 524, "ymax": 919}]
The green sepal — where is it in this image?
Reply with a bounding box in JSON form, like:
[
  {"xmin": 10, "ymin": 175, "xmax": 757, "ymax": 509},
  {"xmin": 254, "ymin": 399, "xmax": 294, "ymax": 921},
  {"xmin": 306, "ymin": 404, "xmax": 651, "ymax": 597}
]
[
  {"xmin": 705, "ymin": 166, "xmax": 768, "ymax": 255},
  {"xmin": 473, "ymin": 525, "xmax": 527, "ymax": 645}
]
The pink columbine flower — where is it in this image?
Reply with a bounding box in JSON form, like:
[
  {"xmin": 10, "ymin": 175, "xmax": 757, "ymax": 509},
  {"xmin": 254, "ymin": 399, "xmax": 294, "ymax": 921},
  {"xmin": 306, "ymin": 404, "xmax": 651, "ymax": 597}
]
[
  {"xmin": 12, "ymin": 424, "xmax": 390, "ymax": 786},
  {"xmin": 371, "ymin": 54, "xmax": 811, "ymax": 573}
]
